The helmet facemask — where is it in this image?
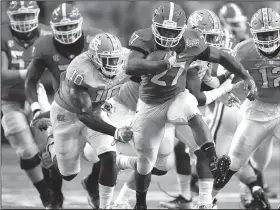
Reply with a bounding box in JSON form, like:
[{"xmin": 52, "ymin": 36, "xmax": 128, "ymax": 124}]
[
  {"xmin": 251, "ymin": 29, "xmax": 280, "ymax": 54},
  {"xmin": 152, "ymin": 20, "xmax": 185, "ymax": 48},
  {"xmin": 200, "ymin": 29, "xmax": 224, "ymax": 48},
  {"xmin": 51, "ymin": 17, "xmax": 83, "ymax": 44},
  {"xmin": 7, "ymin": 8, "xmax": 39, "ymax": 33},
  {"xmin": 94, "ymin": 50, "xmax": 124, "ymax": 79}
]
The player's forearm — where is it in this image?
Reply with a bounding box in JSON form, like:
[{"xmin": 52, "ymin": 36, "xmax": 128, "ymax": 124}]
[
  {"xmin": 78, "ymin": 112, "xmax": 116, "ymax": 137},
  {"xmin": 25, "ymin": 77, "xmax": 39, "ymax": 105},
  {"xmin": 125, "ymin": 58, "xmax": 168, "ymax": 76},
  {"xmin": 2, "ymin": 69, "xmax": 27, "ymax": 85},
  {"xmin": 214, "ymin": 51, "xmax": 250, "ymax": 81},
  {"xmin": 202, "ymin": 87, "xmax": 230, "ymax": 106}
]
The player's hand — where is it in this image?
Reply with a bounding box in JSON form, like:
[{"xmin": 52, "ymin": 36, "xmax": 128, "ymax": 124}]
[
  {"xmin": 30, "ymin": 111, "xmax": 51, "ymax": 131},
  {"xmin": 112, "ymin": 126, "xmax": 133, "ymax": 145},
  {"xmin": 244, "ymin": 77, "xmax": 257, "ymax": 101},
  {"xmin": 228, "ymin": 93, "xmax": 242, "ymax": 108},
  {"xmin": 164, "ymin": 51, "xmax": 177, "ymax": 70}
]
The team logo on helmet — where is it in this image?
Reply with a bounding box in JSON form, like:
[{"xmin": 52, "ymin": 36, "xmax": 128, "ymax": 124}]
[
  {"xmin": 189, "ymin": 13, "xmax": 203, "ymax": 27},
  {"xmin": 90, "ymin": 37, "xmax": 101, "ymax": 51}
]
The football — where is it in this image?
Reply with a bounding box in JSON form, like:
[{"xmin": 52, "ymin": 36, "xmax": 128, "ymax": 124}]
[{"xmin": 146, "ymin": 50, "xmax": 169, "ymax": 61}]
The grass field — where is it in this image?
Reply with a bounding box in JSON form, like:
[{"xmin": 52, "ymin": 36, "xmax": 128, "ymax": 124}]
[{"xmin": 1, "ymin": 143, "xmax": 280, "ymax": 209}]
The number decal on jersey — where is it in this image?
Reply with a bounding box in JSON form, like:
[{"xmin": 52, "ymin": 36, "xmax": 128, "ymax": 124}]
[
  {"xmin": 151, "ymin": 65, "xmax": 185, "ymax": 86},
  {"xmin": 92, "ymin": 84, "xmax": 122, "ymax": 102},
  {"xmin": 259, "ymin": 67, "xmax": 280, "ymax": 88},
  {"xmin": 11, "ymin": 50, "xmax": 25, "ymax": 69},
  {"xmin": 69, "ymin": 70, "xmax": 84, "ymax": 85},
  {"xmin": 129, "ymin": 33, "xmax": 139, "ymax": 46}
]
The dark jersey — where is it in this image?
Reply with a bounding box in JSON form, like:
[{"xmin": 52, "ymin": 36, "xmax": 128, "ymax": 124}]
[
  {"xmin": 31, "ymin": 27, "xmax": 103, "ymax": 92},
  {"xmin": 128, "ymin": 27, "xmax": 208, "ymax": 104},
  {"xmin": 1, "ymin": 23, "xmax": 51, "ymax": 101}
]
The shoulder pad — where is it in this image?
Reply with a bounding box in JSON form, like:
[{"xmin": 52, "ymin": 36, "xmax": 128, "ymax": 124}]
[
  {"xmin": 232, "ymin": 39, "xmax": 254, "ymax": 58},
  {"xmin": 128, "ymin": 28, "xmax": 154, "ymax": 54},
  {"xmin": 182, "ymin": 29, "xmax": 207, "ymax": 56}
]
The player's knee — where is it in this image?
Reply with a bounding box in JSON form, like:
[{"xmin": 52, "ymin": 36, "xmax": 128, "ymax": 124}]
[
  {"xmin": 151, "ymin": 167, "xmax": 168, "ymax": 176},
  {"xmin": 155, "ymin": 153, "xmax": 174, "ymax": 172},
  {"xmin": 98, "ymin": 151, "xmax": 116, "ymax": 167},
  {"xmin": 2, "ymin": 111, "xmax": 28, "ymax": 136},
  {"xmin": 137, "ymin": 153, "xmax": 155, "ymax": 175},
  {"xmin": 62, "ymin": 173, "xmax": 78, "ymax": 181},
  {"xmin": 20, "ymin": 153, "xmax": 41, "ymax": 170}
]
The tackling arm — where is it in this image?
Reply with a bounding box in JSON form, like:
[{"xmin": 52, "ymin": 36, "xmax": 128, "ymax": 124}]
[
  {"xmin": 197, "ymin": 46, "xmax": 251, "ymax": 81},
  {"xmin": 1, "ymin": 51, "xmax": 27, "ymax": 86},
  {"xmin": 25, "ymin": 58, "xmax": 47, "ymax": 111},
  {"xmin": 71, "ymin": 83, "xmax": 117, "ymax": 137},
  {"xmin": 125, "ymin": 50, "xmax": 169, "ymax": 76}
]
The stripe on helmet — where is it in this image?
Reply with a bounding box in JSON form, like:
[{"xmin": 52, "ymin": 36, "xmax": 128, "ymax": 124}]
[
  {"xmin": 169, "ymin": 2, "xmax": 174, "ymax": 21},
  {"xmin": 105, "ymin": 33, "xmax": 117, "ymax": 51},
  {"xmin": 207, "ymin": 10, "xmax": 219, "ymax": 29},
  {"xmin": 62, "ymin": 3, "xmax": 67, "ymax": 20},
  {"xmin": 20, "ymin": 1, "xmax": 24, "ymax": 8},
  {"xmin": 262, "ymin": 8, "xmax": 269, "ymax": 28}
]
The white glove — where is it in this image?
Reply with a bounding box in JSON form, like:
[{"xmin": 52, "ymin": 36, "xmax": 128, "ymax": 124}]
[
  {"xmin": 164, "ymin": 51, "xmax": 177, "ymax": 70},
  {"xmin": 112, "ymin": 126, "xmax": 133, "ymax": 145}
]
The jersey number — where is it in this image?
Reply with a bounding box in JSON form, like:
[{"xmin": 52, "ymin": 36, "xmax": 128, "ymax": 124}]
[
  {"xmin": 151, "ymin": 64, "xmax": 185, "ymax": 86},
  {"xmin": 11, "ymin": 50, "xmax": 25, "ymax": 69},
  {"xmin": 259, "ymin": 67, "xmax": 280, "ymax": 88},
  {"xmin": 93, "ymin": 84, "xmax": 122, "ymax": 102}
]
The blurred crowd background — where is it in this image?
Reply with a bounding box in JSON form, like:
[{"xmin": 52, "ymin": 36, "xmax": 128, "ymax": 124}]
[{"xmin": 1, "ymin": 1, "xmax": 280, "ymax": 143}]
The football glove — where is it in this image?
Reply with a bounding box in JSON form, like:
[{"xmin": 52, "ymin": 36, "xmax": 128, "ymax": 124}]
[{"xmin": 112, "ymin": 126, "xmax": 133, "ymax": 145}]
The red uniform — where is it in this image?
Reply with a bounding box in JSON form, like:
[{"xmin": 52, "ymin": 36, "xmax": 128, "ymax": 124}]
[
  {"xmin": 1, "ymin": 23, "xmax": 51, "ymax": 101},
  {"xmin": 31, "ymin": 27, "xmax": 103, "ymax": 91},
  {"xmin": 128, "ymin": 27, "xmax": 208, "ymax": 104}
]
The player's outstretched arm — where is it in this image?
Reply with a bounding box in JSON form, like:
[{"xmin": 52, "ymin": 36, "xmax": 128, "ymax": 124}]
[
  {"xmin": 25, "ymin": 58, "xmax": 46, "ymax": 105},
  {"xmin": 1, "ymin": 51, "xmax": 27, "ymax": 85},
  {"xmin": 197, "ymin": 46, "xmax": 250, "ymax": 81},
  {"xmin": 186, "ymin": 67, "xmax": 234, "ymax": 106},
  {"xmin": 125, "ymin": 50, "xmax": 169, "ymax": 76}
]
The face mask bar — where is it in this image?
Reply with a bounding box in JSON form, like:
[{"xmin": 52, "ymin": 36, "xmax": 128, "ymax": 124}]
[
  {"xmin": 7, "ymin": 9, "xmax": 39, "ymax": 33},
  {"xmin": 94, "ymin": 51, "xmax": 124, "ymax": 78},
  {"xmin": 251, "ymin": 28, "xmax": 280, "ymax": 53},
  {"xmin": 152, "ymin": 21, "xmax": 185, "ymax": 48},
  {"xmin": 51, "ymin": 18, "xmax": 83, "ymax": 44}
]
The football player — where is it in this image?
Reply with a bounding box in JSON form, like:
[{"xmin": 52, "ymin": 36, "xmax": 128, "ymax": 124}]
[
  {"xmin": 24, "ymin": 3, "xmax": 103, "ymax": 208},
  {"xmin": 159, "ymin": 9, "xmax": 241, "ymax": 209},
  {"xmin": 1, "ymin": 1, "xmax": 53, "ymax": 208},
  {"xmin": 48, "ymin": 33, "xmax": 133, "ymax": 209},
  {"xmin": 125, "ymin": 2, "xmax": 256, "ymax": 209},
  {"xmin": 215, "ymin": 2, "xmax": 278, "ymax": 203},
  {"xmin": 212, "ymin": 8, "xmax": 280, "ymax": 209},
  {"xmin": 218, "ymin": 2, "xmax": 249, "ymax": 43}
]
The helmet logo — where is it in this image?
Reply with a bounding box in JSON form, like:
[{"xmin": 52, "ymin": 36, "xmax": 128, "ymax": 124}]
[
  {"xmin": 10, "ymin": 1, "xmax": 17, "ymax": 9},
  {"xmin": 70, "ymin": 8, "xmax": 79, "ymax": 17},
  {"xmin": 90, "ymin": 37, "xmax": 101, "ymax": 51},
  {"xmin": 189, "ymin": 13, "xmax": 203, "ymax": 27}
]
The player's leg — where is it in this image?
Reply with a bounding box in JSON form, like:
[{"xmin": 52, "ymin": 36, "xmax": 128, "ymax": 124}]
[
  {"xmin": 131, "ymin": 99, "xmax": 169, "ymax": 209},
  {"xmin": 168, "ymin": 90, "xmax": 230, "ymax": 181},
  {"xmin": 175, "ymin": 125, "xmax": 214, "ymax": 208},
  {"xmin": 213, "ymin": 118, "xmax": 275, "ymax": 209},
  {"xmin": 250, "ymin": 137, "xmax": 278, "ymax": 198},
  {"xmin": 83, "ymin": 110, "xmax": 118, "ymax": 209},
  {"xmin": 1, "ymin": 103, "xmax": 50, "ymax": 207}
]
